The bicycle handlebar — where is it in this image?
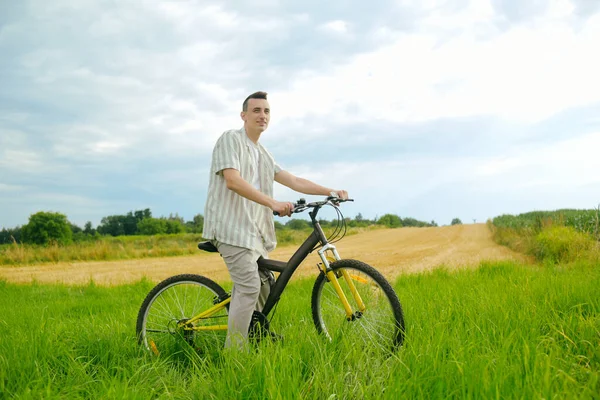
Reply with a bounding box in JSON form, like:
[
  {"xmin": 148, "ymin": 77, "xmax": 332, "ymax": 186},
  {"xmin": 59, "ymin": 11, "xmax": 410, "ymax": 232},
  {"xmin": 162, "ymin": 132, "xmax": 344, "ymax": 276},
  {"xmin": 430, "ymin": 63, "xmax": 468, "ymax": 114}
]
[{"xmin": 273, "ymin": 196, "xmax": 354, "ymax": 216}]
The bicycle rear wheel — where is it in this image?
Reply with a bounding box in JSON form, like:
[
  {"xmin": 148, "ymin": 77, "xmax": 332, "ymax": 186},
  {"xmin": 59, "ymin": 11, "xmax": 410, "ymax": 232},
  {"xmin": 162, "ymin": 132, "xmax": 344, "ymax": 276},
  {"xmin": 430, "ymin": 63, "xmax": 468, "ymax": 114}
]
[
  {"xmin": 136, "ymin": 274, "xmax": 229, "ymax": 357},
  {"xmin": 311, "ymin": 259, "xmax": 405, "ymax": 355}
]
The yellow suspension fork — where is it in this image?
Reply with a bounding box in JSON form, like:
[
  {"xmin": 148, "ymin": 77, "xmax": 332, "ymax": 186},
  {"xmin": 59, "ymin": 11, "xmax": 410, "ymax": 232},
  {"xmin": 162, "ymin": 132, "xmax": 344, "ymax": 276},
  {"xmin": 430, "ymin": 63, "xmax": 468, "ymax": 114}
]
[
  {"xmin": 339, "ymin": 269, "xmax": 366, "ymax": 313},
  {"xmin": 319, "ymin": 247, "xmax": 367, "ymax": 319}
]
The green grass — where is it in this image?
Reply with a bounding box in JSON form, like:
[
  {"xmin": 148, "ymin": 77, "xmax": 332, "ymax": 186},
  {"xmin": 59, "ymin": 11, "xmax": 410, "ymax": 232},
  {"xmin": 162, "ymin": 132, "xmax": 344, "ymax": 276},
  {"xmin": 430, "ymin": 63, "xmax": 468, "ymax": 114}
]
[
  {"xmin": 1, "ymin": 260, "xmax": 599, "ymax": 399},
  {"xmin": 0, "ymin": 234, "xmax": 207, "ymax": 266},
  {"xmin": 0, "ymin": 226, "xmax": 379, "ymax": 266},
  {"xmin": 492, "ymin": 208, "xmax": 600, "ymax": 238},
  {"xmin": 490, "ymin": 214, "xmax": 600, "ymax": 264}
]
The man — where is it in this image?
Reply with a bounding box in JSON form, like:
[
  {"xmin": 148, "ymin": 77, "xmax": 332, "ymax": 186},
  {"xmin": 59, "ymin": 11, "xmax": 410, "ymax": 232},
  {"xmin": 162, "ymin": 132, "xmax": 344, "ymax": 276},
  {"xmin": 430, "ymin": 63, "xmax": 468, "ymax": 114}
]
[{"xmin": 203, "ymin": 91, "xmax": 348, "ymax": 350}]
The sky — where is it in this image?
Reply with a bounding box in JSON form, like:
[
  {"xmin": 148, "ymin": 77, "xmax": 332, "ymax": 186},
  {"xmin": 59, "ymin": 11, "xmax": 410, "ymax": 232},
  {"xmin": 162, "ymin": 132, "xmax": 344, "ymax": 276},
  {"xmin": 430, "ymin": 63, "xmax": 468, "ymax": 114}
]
[{"xmin": 1, "ymin": 0, "xmax": 600, "ymax": 230}]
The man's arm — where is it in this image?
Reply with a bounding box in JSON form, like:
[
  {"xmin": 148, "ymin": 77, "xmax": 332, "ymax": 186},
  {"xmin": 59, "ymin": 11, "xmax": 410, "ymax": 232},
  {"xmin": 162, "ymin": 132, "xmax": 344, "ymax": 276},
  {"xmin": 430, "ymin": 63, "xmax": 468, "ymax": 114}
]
[
  {"xmin": 222, "ymin": 169, "xmax": 294, "ymax": 216},
  {"xmin": 275, "ymin": 170, "xmax": 348, "ymax": 199}
]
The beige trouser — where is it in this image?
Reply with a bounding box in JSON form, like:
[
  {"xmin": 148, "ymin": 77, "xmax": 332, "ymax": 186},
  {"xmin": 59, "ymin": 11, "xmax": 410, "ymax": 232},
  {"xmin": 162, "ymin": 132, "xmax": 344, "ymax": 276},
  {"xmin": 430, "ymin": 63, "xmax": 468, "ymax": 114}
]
[{"xmin": 212, "ymin": 239, "xmax": 273, "ymax": 350}]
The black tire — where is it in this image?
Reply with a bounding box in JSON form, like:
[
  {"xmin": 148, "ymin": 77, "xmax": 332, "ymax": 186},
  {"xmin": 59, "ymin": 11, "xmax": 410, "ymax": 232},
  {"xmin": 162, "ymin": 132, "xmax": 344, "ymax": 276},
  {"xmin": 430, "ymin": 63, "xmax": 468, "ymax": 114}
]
[
  {"xmin": 311, "ymin": 259, "xmax": 405, "ymax": 354},
  {"xmin": 136, "ymin": 274, "xmax": 229, "ymax": 357}
]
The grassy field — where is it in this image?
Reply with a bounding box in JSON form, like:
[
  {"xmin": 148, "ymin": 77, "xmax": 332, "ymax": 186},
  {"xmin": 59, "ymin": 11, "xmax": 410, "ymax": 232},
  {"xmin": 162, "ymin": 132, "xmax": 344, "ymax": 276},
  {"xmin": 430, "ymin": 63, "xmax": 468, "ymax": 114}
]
[
  {"xmin": 1, "ymin": 259, "xmax": 598, "ymax": 399},
  {"xmin": 492, "ymin": 208, "xmax": 600, "ymax": 238},
  {"xmin": 0, "ymin": 226, "xmax": 375, "ymax": 266},
  {"xmin": 489, "ymin": 208, "xmax": 600, "ymax": 266}
]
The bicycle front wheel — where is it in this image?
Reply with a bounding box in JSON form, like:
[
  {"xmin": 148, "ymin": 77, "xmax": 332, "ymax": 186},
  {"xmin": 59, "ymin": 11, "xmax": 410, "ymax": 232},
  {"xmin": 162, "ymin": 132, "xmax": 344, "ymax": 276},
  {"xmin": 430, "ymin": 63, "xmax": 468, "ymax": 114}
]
[
  {"xmin": 311, "ymin": 259, "xmax": 405, "ymax": 354},
  {"xmin": 136, "ymin": 274, "xmax": 229, "ymax": 357}
]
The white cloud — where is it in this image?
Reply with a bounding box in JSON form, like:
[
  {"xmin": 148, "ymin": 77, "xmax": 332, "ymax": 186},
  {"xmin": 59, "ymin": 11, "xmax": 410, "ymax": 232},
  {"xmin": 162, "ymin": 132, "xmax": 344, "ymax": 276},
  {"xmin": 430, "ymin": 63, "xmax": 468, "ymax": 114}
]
[
  {"xmin": 159, "ymin": 4, "xmax": 238, "ymax": 31},
  {"xmin": 273, "ymin": 4, "xmax": 600, "ymax": 125},
  {"xmin": 157, "ymin": 2, "xmax": 287, "ymax": 34},
  {"xmin": 474, "ymin": 131, "xmax": 600, "ymax": 187},
  {"xmin": 320, "ymin": 20, "xmax": 349, "ymax": 33},
  {"xmin": 91, "ymin": 141, "xmax": 127, "ymax": 154},
  {"xmin": 0, "ymin": 183, "xmax": 25, "ymax": 192},
  {"xmin": 422, "ymin": 0, "xmax": 495, "ymax": 30},
  {"xmin": 547, "ymin": 0, "xmax": 576, "ymax": 19},
  {"xmin": 0, "ymin": 150, "xmax": 45, "ymax": 173}
]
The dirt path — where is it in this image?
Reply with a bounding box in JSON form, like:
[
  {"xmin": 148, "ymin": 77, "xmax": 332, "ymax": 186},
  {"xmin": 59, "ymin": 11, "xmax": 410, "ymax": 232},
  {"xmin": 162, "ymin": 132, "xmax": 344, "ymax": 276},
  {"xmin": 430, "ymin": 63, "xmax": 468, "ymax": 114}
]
[{"xmin": 0, "ymin": 224, "xmax": 528, "ymax": 286}]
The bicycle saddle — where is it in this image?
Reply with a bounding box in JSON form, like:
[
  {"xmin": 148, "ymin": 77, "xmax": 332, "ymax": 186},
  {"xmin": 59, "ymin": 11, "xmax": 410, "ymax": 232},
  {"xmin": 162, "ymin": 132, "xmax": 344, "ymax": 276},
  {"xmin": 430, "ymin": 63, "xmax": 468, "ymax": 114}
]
[{"xmin": 197, "ymin": 241, "xmax": 219, "ymax": 253}]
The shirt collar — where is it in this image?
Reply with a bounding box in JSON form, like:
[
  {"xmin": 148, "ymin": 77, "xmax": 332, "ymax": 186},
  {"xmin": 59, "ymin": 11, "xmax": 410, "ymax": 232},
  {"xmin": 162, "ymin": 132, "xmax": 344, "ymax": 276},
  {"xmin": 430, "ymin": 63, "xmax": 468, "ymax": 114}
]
[{"xmin": 241, "ymin": 126, "xmax": 260, "ymax": 149}]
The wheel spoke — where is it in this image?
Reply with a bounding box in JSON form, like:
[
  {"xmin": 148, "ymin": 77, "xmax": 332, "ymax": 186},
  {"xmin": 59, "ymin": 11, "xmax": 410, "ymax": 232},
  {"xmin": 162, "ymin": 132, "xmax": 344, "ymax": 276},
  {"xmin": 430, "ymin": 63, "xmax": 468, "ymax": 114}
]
[{"xmin": 145, "ymin": 329, "xmax": 172, "ymax": 334}]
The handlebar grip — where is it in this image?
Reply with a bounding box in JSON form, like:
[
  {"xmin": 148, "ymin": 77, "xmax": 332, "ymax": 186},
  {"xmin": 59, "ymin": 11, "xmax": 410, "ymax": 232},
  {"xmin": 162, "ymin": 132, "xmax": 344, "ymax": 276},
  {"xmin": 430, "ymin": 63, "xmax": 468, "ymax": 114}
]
[
  {"xmin": 274, "ymin": 203, "xmax": 299, "ymax": 216},
  {"xmin": 274, "ymin": 208, "xmax": 295, "ymax": 216},
  {"xmin": 273, "ymin": 197, "xmax": 352, "ymax": 216}
]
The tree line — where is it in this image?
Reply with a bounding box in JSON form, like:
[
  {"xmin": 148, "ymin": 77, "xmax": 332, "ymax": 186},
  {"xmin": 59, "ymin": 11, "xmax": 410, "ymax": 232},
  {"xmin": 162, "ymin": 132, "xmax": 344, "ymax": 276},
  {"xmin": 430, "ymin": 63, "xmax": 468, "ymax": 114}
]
[
  {"xmin": 0, "ymin": 209, "xmax": 457, "ymax": 246},
  {"xmin": 0, "ymin": 209, "xmax": 203, "ymax": 246}
]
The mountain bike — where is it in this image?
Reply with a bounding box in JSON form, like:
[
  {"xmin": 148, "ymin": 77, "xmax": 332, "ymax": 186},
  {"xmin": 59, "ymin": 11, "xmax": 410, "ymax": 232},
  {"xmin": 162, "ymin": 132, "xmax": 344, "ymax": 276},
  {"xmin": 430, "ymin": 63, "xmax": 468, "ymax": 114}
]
[{"xmin": 136, "ymin": 196, "xmax": 405, "ymax": 357}]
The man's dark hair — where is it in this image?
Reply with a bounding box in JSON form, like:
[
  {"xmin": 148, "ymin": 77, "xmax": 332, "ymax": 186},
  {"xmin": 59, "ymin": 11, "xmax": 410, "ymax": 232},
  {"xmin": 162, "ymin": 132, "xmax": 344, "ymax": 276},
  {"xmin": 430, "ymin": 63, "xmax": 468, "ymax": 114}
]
[{"xmin": 242, "ymin": 91, "xmax": 268, "ymax": 111}]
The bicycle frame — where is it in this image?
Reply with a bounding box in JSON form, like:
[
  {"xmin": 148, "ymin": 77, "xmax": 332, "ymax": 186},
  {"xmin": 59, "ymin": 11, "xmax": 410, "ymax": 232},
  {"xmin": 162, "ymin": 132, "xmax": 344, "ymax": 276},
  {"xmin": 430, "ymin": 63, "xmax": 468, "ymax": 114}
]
[{"xmin": 181, "ymin": 200, "xmax": 365, "ymax": 332}]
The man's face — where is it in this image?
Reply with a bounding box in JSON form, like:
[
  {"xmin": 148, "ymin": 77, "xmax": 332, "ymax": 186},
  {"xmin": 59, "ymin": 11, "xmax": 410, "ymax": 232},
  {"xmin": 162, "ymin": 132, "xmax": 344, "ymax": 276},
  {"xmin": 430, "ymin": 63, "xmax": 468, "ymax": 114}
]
[{"xmin": 241, "ymin": 98, "xmax": 270, "ymax": 133}]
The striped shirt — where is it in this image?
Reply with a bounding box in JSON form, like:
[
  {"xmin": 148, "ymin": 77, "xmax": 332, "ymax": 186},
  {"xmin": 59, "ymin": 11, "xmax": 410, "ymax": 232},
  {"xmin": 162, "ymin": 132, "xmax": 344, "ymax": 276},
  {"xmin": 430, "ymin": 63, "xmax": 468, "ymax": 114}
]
[{"xmin": 202, "ymin": 127, "xmax": 282, "ymax": 252}]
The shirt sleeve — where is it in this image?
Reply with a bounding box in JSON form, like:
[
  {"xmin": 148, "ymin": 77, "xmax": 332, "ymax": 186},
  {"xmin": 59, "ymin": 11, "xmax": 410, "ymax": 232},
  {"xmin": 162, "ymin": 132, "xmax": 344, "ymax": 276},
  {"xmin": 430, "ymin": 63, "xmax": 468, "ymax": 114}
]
[
  {"xmin": 212, "ymin": 131, "xmax": 241, "ymax": 175},
  {"xmin": 262, "ymin": 147, "xmax": 282, "ymax": 176}
]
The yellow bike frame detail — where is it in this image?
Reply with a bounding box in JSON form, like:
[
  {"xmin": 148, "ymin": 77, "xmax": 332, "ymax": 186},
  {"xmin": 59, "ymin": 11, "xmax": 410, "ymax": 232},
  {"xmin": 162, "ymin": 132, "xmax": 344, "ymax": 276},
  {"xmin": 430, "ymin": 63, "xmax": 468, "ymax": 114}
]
[
  {"xmin": 320, "ymin": 254, "xmax": 368, "ymax": 318},
  {"xmin": 325, "ymin": 269, "xmax": 354, "ymax": 319},
  {"xmin": 193, "ymin": 325, "xmax": 228, "ymax": 331},
  {"xmin": 319, "ymin": 255, "xmax": 353, "ymax": 319},
  {"xmin": 178, "ymin": 297, "xmax": 231, "ymax": 328},
  {"xmin": 340, "ymin": 269, "xmax": 367, "ymax": 313}
]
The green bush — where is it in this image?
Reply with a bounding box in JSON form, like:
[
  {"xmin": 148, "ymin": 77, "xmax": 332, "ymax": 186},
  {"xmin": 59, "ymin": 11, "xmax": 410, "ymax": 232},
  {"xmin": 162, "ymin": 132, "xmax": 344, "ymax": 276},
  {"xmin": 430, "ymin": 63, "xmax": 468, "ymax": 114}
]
[
  {"xmin": 493, "ymin": 208, "xmax": 600, "ymax": 238},
  {"xmin": 534, "ymin": 226, "xmax": 595, "ymax": 264},
  {"xmin": 285, "ymin": 219, "xmax": 312, "ymax": 230},
  {"xmin": 72, "ymin": 231, "xmax": 101, "ymax": 243},
  {"xmin": 377, "ymin": 214, "xmax": 402, "ymax": 228},
  {"xmin": 165, "ymin": 219, "xmax": 185, "ymax": 234},
  {"xmin": 488, "ymin": 223, "xmax": 534, "ymax": 255},
  {"xmin": 21, "ymin": 211, "xmax": 73, "ymax": 246},
  {"xmin": 137, "ymin": 218, "xmax": 168, "ymax": 235},
  {"xmin": 276, "ymin": 229, "xmax": 295, "ymax": 245}
]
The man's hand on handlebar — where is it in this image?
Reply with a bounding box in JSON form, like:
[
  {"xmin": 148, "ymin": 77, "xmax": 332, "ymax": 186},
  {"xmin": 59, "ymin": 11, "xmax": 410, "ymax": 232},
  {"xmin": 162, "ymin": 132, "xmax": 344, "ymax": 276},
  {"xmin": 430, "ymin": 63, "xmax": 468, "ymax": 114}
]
[
  {"xmin": 271, "ymin": 200, "xmax": 294, "ymax": 217},
  {"xmin": 273, "ymin": 193, "xmax": 353, "ymax": 216},
  {"xmin": 330, "ymin": 190, "xmax": 348, "ymax": 200}
]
